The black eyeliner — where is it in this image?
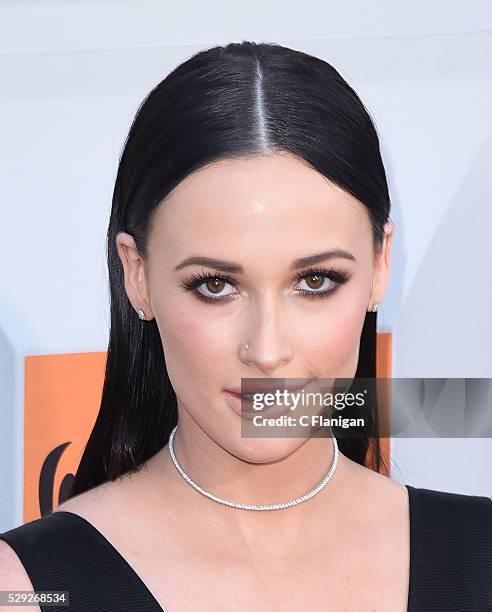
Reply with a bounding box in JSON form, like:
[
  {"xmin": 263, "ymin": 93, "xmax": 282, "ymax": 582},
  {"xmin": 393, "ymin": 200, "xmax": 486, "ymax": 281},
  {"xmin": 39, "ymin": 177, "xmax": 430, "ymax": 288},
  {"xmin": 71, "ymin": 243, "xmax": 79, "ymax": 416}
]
[{"xmin": 179, "ymin": 266, "xmax": 351, "ymax": 304}]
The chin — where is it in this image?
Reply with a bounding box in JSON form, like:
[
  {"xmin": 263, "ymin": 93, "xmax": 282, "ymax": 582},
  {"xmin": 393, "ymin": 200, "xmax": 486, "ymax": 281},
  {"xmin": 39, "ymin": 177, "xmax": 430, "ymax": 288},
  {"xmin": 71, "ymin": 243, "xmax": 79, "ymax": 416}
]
[{"xmin": 228, "ymin": 434, "xmax": 305, "ymax": 464}]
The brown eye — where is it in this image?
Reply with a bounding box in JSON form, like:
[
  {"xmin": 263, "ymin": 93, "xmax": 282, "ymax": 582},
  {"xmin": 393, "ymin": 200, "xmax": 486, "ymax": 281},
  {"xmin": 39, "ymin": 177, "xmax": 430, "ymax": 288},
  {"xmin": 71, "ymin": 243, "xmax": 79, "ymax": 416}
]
[
  {"xmin": 195, "ymin": 277, "xmax": 236, "ymax": 300},
  {"xmin": 305, "ymin": 274, "xmax": 324, "ymax": 290},
  {"xmin": 297, "ymin": 273, "xmax": 336, "ymax": 295},
  {"xmin": 179, "ymin": 270, "xmax": 240, "ymax": 303},
  {"xmin": 205, "ymin": 278, "xmax": 226, "ymax": 294}
]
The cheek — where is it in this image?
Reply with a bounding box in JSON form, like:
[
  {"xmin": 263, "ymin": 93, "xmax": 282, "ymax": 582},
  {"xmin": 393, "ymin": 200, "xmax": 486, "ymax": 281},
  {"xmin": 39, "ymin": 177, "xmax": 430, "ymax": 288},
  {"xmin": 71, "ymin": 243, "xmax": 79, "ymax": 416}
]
[
  {"xmin": 302, "ymin": 293, "xmax": 367, "ymax": 375},
  {"xmin": 156, "ymin": 304, "xmax": 231, "ymax": 383}
]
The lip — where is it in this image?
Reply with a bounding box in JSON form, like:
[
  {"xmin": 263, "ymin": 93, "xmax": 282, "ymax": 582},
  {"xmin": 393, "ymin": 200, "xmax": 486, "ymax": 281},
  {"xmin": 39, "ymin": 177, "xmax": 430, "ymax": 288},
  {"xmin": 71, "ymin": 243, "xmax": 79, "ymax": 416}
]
[
  {"xmin": 225, "ymin": 379, "xmax": 313, "ymax": 396},
  {"xmin": 224, "ymin": 379, "xmax": 313, "ymax": 420},
  {"xmin": 224, "ymin": 390, "xmax": 293, "ymax": 420}
]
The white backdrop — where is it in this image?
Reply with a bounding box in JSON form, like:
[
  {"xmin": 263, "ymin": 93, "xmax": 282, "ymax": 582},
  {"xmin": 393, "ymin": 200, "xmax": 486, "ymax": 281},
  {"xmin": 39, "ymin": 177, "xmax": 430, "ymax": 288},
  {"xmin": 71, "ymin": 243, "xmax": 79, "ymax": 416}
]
[{"xmin": 1, "ymin": 0, "xmax": 491, "ymax": 531}]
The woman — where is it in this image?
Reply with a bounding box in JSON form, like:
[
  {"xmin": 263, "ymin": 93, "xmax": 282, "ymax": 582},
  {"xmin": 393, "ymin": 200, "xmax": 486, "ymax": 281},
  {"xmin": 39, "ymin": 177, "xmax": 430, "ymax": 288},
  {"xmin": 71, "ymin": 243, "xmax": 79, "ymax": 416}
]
[{"xmin": 1, "ymin": 41, "xmax": 491, "ymax": 612}]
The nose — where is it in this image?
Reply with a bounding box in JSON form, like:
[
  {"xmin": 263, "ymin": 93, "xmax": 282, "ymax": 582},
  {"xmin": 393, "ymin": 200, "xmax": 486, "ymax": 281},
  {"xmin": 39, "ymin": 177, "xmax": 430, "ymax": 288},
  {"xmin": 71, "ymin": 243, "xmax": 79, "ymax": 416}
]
[{"xmin": 239, "ymin": 297, "xmax": 294, "ymax": 373}]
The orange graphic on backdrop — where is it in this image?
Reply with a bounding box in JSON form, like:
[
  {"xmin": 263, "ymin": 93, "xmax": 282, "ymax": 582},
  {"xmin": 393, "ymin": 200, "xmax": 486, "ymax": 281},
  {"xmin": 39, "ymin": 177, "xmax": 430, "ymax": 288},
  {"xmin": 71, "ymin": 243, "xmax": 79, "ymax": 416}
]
[
  {"xmin": 372, "ymin": 332, "xmax": 392, "ymax": 474},
  {"xmin": 24, "ymin": 352, "xmax": 106, "ymax": 523}
]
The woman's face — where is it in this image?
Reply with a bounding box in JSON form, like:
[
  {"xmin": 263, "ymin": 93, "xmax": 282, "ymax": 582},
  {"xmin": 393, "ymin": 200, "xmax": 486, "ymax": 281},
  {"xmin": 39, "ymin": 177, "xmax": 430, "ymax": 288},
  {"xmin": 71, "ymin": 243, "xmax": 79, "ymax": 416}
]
[{"xmin": 117, "ymin": 152, "xmax": 393, "ymax": 461}]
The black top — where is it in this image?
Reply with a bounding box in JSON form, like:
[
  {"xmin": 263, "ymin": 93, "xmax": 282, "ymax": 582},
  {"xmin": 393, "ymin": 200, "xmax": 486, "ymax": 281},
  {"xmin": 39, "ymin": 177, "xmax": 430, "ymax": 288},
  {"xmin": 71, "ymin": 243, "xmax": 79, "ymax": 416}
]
[{"xmin": 1, "ymin": 484, "xmax": 492, "ymax": 611}]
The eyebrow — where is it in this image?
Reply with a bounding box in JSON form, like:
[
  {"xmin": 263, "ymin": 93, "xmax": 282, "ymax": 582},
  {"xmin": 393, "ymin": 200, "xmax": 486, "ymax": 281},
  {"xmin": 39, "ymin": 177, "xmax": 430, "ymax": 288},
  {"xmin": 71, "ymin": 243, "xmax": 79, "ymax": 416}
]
[{"xmin": 174, "ymin": 249, "xmax": 356, "ymax": 273}]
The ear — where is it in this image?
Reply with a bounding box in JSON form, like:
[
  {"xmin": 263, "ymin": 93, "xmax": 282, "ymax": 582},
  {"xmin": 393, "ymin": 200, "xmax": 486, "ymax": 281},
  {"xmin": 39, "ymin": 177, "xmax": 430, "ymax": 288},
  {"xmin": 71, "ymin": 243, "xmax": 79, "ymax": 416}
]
[
  {"xmin": 115, "ymin": 231, "xmax": 154, "ymax": 321},
  {"xmin": 369, "ymin": 219, "xmax": 394, "ymax": 308}
]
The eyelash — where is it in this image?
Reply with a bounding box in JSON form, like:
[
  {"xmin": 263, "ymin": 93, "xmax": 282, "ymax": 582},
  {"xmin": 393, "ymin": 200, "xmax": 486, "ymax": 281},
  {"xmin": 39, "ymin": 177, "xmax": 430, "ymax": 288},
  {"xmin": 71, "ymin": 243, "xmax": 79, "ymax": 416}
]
[{"xmin": 179, "ymin": 266, "xmax": 350, "ymax": 304}]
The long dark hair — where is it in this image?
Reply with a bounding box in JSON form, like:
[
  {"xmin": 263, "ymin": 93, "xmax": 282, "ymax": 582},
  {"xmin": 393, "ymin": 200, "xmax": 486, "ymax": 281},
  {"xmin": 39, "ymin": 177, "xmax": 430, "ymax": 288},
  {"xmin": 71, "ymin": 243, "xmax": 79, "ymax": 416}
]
[{"xmin": 70, "ymin": 40, "xmax": 391, "ymax": 498}]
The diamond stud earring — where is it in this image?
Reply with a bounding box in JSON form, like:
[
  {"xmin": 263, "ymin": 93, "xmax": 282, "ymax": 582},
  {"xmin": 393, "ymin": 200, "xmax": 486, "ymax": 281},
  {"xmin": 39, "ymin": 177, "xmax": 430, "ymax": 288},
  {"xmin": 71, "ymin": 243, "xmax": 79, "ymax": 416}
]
[
  {"xmin": 372, "ymin": 301, "xmax": 380, "ymax": 312},
  {"xmin": 137, "ymin": 309, "xmax": 146, "ymax": 321}
]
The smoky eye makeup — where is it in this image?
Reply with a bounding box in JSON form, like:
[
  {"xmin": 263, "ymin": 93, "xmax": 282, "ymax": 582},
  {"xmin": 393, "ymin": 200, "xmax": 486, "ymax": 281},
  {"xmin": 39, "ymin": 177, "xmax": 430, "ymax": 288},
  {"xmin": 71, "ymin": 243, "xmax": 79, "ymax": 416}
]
[{"xmin": 178, "ymin": 266, "xmax": 351, "ymax": 304}]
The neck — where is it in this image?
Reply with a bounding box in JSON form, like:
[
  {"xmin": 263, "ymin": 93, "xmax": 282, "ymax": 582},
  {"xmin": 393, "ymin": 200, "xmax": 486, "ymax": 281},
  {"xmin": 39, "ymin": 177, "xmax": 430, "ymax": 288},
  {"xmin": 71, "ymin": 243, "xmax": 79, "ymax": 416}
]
[{"xmin": 151, "ymin": 410, "xmax": 352, "ymax": 544}]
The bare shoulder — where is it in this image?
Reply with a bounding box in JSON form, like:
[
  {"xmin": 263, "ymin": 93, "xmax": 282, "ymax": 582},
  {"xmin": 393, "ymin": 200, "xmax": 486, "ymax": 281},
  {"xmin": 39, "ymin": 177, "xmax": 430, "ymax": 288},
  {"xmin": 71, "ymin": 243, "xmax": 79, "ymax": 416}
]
[
  {"xmin": 341, "ymin": 452, "xmax": 409, "ymax": 514},
  {"xmin": 55, "ymin": 476, "xmax": 128, "ymax": 525},
  {"xmin": 54, "ymin": 463, "xmax": 153, "ymax": 531},
  {"xmin": 0, "ymin": 540, "xmax": 41, "ymax": 612}
]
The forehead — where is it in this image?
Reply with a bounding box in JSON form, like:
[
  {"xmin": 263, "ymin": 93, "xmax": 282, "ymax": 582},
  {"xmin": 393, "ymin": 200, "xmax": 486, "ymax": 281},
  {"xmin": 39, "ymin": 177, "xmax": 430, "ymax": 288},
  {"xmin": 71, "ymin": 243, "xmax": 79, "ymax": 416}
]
[{"xmin": 148, "ymin": 153, "xmax": 372, "ymax": 261}]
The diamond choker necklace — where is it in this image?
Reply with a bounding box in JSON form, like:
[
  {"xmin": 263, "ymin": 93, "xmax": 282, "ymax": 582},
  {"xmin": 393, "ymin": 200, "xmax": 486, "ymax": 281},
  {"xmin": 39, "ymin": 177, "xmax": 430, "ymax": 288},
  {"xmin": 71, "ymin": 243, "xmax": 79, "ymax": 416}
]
[{"xmin": 167, "ymin": 425, "xmax": 339, "ymax": 511}]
